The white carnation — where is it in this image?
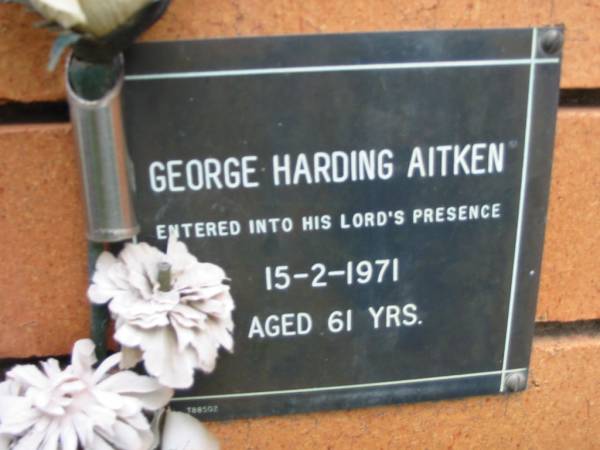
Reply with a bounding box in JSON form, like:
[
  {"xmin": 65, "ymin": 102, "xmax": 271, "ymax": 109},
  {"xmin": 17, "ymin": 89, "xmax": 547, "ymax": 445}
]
[
  {"xmin": 88, "ymin": 235, "xmax": 235, "ymax": 389},
  {"xmin": 30, "ymin": 0, "xmax": 154, "ymax": 37},
  {"xmin": 0, "ymin": 339, "xmax": 173, "ymax": 450},
  {"xmin": 29, "ymin": 0, "xmax": 86, "ymax": 30},
  {"xmin": 160, "ymin": 410, "xmax": 219, "ymax": 450}
]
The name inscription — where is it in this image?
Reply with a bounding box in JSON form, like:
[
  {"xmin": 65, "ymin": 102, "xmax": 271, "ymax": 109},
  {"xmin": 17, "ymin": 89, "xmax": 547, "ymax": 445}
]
[{"xmin": 148, "ymin": 141, "xmax": 507, "ymax": 192}]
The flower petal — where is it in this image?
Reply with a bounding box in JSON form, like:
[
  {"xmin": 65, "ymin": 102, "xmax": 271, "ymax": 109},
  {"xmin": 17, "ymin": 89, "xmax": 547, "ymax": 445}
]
[
  {"xmin": 120, "ymin": 346, "xmax": 143, "ymax": 370},
  {"xmin": 149, "ymin": 409, "xmax": 165, "ymax": 450},
  {"xmin": 88, "ymin": 252, "xmax": 125, "ymax": 304},
  {"xmin": 30, "ymin": 0, "xmax": 87, "ymax": 30},
  {"xmin": 78, "ymin": 0, "xmax": 154, "ymax": 37},
  {"xmin": 88, "ymin": 435, "xmax": 115, "ymax": 450},
  {"xmin": 81, "ymin": 404, "xmax": 118, "ymax": 431},
  {"xmin": 0, "ymin": 434, "xmax": 10, "ymax": 450},
  {"xmin": 7, "ymin": 364, "xmax": 49, "ymax": 389},
  {"xmin": 71, "ymin": 412, "xmax": 95, "ymax": 448},
  {"xmin": 12, "ymin": 430, "xmax": 45, "ymax": 450},
  {"xmin": 92, "ymin": 352, "xmax": 122, "ymax": 384},
  {"xmin": 41, "ymin": 358, "xmax": 62, "ymax": 379},
  {"xmin": 191, "ymin": 333, "xmax": 218, "ymax": 374},
  {"xmin": 120, "ymin": 242, "xmax": 163, "ymax": 281},
  {"xmin": 71, "ymin": 339, "xmax": 97, "ymax": 375},
  {"xmin": 93, "ymin": 389, "xmax": 125, "ymax": 411},
  {"xmin": 138, "ymin": 327, "xmax": 195, "ymax": 389},
  {"xmin": 121, "ymin": 410, "xmax": 150, "ymax": 431},
  {"xmin": 98, "ymin": 371, "xmax": 173, "ymax": 410},
  {"xmin": 206, "ymin": 319, "xmax": 234, "ymax": 353},
  {"xmin": 101, "ymin": 420, "xmax": 149, "ymax": 450},
  {"xmin": 59, "ymin": 420, "xmax": 78, "ymax": 450},
  {"xmin": 114, "ymin": 324, "xmax": 143, "ymax": 348},
  {"xmin": 161, "ymin": 410, "xmax": 219, "ymax": 450},
  {"xmin": 0, "ymin": 397, "xmax": 37, "ymax": 434},
  {"xmin": 171, "ymin": 319, "xmax": 198, "ymax": 352},
  {"xmin": 88, "ymin": 283, "xmax": 115, "ymax": 305},
  {"xmin": 0, "ymin": 380, "xmax": 18, "ymax": 396}
]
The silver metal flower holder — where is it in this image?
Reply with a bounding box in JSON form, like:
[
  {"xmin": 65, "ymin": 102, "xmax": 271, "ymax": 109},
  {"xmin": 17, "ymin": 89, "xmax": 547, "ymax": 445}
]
[{"xmin": 67, "ymin": 54, "xmax": 139, "ymax": 243}]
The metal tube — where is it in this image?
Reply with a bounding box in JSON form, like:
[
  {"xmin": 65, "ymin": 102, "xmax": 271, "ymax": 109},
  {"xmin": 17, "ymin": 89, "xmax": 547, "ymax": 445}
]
[{"xmin": 67, "ymin": 54, "xmax": 140, "ymax": 242}]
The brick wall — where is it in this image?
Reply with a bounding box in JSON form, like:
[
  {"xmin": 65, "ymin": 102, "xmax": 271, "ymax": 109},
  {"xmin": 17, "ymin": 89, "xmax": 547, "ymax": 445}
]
[{"xmin": 0, "ymin": 1, "xmax": 598, "ymax": 448}]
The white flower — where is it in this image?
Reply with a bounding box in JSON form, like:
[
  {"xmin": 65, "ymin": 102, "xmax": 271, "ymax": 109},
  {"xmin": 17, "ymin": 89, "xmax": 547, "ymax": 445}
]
[
  {"xmin": 30, "ymin": 0, "xmax": 155, "ymax": 37},
  {"xmin": 0, "ymin": 435, "xmax": 9, "ymax": 450},
  {"xmin": 0, "ymin": 339, "xmax": 173, "ymax": 450},
  {"xmin": 88, "ymin": 235, "xmax": 235, "ymax": 389},
  {"xmin": 29, "ymin": 0, "xmax": 86, "ymax": 29},
  {"xmin": 159, "ymin": 410, "xmax": 219, "ymax": 450}
]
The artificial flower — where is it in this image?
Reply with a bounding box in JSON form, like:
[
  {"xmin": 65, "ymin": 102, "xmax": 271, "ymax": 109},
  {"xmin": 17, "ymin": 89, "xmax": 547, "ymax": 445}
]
[
  {"xmin": 3, "ymin": 0, "xmax": 170, "ymax": 68},
  {"xmin": 30, "ymin": 0, "xmax": 155, "ymax": 37},
  {"xmin": 153, "ymin": 409, "xmax": 219, "ymax": 450},
  {"xmin": 88, "ymin": 235, "xmax": 235, "ymax": 389},
  {"xmin": 0, "ymin": 339, "xmax": 173, "ymax": 450},
  {"xmin": 29, "ymin": 0, "xmax": 86, "ymax": 30}
]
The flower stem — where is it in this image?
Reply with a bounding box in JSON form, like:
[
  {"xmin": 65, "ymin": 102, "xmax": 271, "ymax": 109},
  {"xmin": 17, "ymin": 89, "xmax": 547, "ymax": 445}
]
[
  {"xmin": 88, "ymin": 242, "xmax": 110, "ymax": 360},
  {"xmin": 157, "ymin": 262, "xmax": 172, "ymax": 292}
]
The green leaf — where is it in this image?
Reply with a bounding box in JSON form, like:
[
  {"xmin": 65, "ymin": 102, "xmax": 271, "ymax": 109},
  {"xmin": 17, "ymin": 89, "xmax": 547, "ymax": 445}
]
[{"xmin": 48, "ymin": 32, "xmax": 81, "ymax": 71}]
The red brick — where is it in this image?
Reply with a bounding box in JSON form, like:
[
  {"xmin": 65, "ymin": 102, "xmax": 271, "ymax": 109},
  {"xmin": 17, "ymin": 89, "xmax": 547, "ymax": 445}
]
[
  {"xmin": 1, "ymin": 0, "xmax": 600, "ymax": 102},
  {"xmin": 0, "ymin": 124, "xmax": 88, "ymax": 357},
  {"xmin": 206, "ymin": 335, "xmax": 600, "ymax": 449},
  {"xmin": 538, "ymin": 109, "xmax": 600, "ymax": 321}
]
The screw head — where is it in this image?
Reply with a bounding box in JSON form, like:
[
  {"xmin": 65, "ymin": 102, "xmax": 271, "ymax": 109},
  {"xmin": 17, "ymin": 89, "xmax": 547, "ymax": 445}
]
[
  {"xmin": 505, "ymin": 373, "xmax": 527, "ymax": 392},
  {"xmin": 540, "ymin": 29, "xmax": 564, "ymax": 56}
]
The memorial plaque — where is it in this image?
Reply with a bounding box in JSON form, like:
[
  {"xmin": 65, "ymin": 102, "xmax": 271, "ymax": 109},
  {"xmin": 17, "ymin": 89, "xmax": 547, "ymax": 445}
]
[{"xmin": 122, "ymin": 28, "xmax": 562, "ymax": 420}]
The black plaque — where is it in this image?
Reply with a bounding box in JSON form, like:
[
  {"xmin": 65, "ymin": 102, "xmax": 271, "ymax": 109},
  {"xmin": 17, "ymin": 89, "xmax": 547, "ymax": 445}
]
[{"xmin": 122, "ymin": 28, "xmax": 562, "ymax": 420}]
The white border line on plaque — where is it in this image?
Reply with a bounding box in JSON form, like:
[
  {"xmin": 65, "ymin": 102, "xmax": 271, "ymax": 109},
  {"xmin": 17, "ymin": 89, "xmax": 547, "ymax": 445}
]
[
  {"xmin": 499, "ymin": 28, "xmax": 539, "ymax": 392},
  {"xmin": 126, "ymin": 30, "xmax": 557, "ymax": 401},
  {"xmin": 125, "ymin": 57, "xmax": 560, "ymax": 81},
  {"xmin": 172, "ymin": 368, "xmax": 527, "ymax": 401}
]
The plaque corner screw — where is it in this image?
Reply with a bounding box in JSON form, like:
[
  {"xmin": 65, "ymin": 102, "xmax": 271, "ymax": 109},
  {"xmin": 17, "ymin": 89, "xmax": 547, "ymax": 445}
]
[
  {"xmin": 539, "ymin": 28, "xmax": 564, "ymax": 56},
  {"xmin": 505, "ymin": 372, "xmax": 527, "ymax": 393}
]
